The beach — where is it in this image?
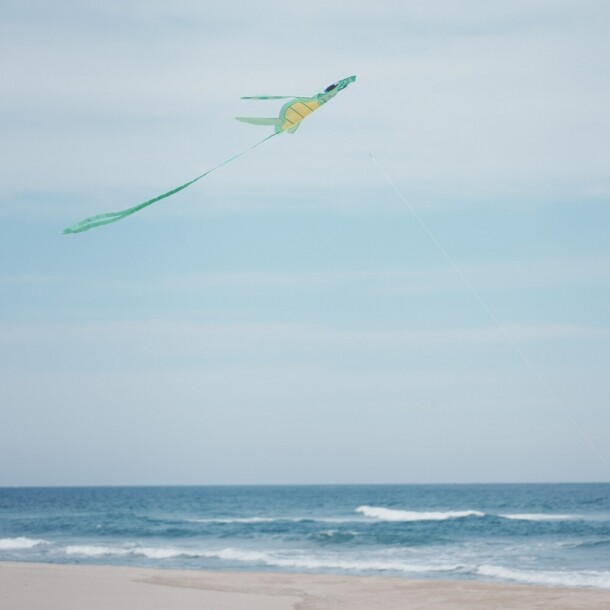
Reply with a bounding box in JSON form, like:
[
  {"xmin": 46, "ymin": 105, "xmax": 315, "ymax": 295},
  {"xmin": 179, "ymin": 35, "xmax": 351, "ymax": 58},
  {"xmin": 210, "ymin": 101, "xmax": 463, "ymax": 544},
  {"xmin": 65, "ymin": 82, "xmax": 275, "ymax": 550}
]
[{"xmin": 2, "ymin": 562, "xmax": 610, "ymax": 610}]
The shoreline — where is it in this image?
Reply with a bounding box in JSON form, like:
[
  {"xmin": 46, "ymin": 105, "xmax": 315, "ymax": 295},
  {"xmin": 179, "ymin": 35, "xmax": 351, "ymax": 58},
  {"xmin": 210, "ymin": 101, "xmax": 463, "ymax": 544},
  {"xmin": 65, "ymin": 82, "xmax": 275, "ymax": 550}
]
[{"xmin": 2, "ymin": 561, "xmax": 610, "ymax": 609}]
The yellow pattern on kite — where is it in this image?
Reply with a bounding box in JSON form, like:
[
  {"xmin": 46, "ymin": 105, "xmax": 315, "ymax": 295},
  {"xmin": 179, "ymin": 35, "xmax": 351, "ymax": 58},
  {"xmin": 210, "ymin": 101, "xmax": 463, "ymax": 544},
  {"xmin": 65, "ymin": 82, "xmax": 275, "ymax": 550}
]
[{"xmin": 282, "ymin": 100, "xmax": 321, "ymax": 131}]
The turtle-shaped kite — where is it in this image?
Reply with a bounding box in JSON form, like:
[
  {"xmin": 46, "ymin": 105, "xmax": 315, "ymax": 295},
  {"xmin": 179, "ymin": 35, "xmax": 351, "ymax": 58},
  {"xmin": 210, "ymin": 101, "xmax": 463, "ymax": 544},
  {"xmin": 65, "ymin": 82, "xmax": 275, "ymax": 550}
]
[{"xmin": 63, "ymin": 76, "xmax": 356, "ymax": 234}]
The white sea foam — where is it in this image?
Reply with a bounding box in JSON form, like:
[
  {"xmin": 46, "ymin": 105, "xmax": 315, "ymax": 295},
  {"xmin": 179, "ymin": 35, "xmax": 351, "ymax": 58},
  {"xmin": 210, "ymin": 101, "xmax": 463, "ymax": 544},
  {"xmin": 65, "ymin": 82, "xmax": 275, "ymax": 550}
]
[
  {"xmin": 135, "ymin": 547, "xmax": 198, "ymax": 559},
  {"xmin": 65, "ymin": 544, "xmax": 202, "ymax": 559},
  {"xmin": 206, "ymin": 547, "xmax": 463, "ymax": 574},
  {"xmin": 58, "ymin": 542, "xmax": 610, "ymax": 588},
  {"xmin": 477, "ymin": 564, "xmax": 610, "ymax": 589},
  {"xmin": 188, "ymin": 516, "xmax": 355, "ymax": 524},
  {"xmin": 356, "ymin": 506, "xmax": 485, "ymax": 522},
  {"xmin": 188, "ymin": 517, "xmax": 276, "ymax": 524},
  {"xmin": 66, "ymin": 545, "xmax": 131, "ymax": 557},
  {"xmin": 500, "ymin": 513, "xmax": 576, "ymax": 521},
  {"xmin": 61, "ymin": 543, "xmax": 461, "ymax": 575},
  {"xmin": 209, "ymin": 548, "xmax": 269, "ymax": 562},
  {"xmin": 0, "ymin": 537, "xmax": 49, "ymax": 550},
  {"xmin": 316, "ymin": 529, "xmax": 358, "ymax": 538}
]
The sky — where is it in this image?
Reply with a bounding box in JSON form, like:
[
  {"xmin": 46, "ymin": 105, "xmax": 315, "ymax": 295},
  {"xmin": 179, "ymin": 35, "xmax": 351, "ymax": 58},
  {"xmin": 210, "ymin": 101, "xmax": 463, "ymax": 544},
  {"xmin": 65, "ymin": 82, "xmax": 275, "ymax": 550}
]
[{"xmin": 1, "ymin": 0, "xmax": 609, "ymax": 485}]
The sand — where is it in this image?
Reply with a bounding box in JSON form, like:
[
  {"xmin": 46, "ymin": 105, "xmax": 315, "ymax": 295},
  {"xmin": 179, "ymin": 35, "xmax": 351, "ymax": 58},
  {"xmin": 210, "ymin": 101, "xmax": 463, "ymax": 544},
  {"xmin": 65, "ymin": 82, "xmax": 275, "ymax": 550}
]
[{"xmin": 1, "ymin": 562, "xmax": 609, "ymax": 609}]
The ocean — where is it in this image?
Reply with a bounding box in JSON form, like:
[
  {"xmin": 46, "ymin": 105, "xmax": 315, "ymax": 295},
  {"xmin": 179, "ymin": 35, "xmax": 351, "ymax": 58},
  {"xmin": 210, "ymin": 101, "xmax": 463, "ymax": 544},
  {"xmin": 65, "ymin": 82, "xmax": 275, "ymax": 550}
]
[{"xmin": 1, "ymin": 484, "xmax": 609, "ymax": 589}]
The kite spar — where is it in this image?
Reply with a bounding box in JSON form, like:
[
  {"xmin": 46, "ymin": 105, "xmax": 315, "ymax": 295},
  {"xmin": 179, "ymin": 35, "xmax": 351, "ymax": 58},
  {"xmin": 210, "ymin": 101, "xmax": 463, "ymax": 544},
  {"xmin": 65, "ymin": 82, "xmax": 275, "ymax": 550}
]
[{"xmin": 62, "ymin": 75, "xmax": 356, "ymax": 234}]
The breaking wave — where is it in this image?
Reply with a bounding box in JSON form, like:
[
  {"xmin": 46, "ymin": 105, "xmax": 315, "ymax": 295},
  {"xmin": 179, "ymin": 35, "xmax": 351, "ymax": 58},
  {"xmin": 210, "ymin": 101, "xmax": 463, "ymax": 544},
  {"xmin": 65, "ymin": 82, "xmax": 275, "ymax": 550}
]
[
  {"xmin": 62, "ymin": 543, "xmax": 462, "ymax": 574},
  {"xmin": 187, "ymin": 517, "xmax": 276, "ymax": 524},
  {"xmin": 356, "ymin": 506, "xmax": 485, "ymax": 522},
  {"xmin": 192, "ymin": 547, "xmax": 463, "ymax": 574},
  {"xmin": 0, "ymin": 537, "xmax": 49, "ymax": 550},
  {"xmin": 500, "ymin": 513, "xmax": 577, "ymax": 521},
  {"xmin": 187, "ymin": 516, "xmax": 355, "ymax": 524},
  {"xmin": 65, "ymin": 545, "xmax": 202, "ymax": 560},
  {"xmin": 355, "ymin": 507, "xmax": 586, "ymax": 523}
]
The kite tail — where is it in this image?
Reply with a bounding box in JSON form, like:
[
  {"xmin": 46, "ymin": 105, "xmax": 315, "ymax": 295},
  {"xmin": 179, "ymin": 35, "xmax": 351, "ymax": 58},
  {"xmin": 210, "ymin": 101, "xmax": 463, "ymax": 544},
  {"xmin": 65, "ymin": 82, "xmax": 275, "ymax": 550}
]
[{"xmin": 62, "ymin": 132, "xmax": 278, "ymax": 234}]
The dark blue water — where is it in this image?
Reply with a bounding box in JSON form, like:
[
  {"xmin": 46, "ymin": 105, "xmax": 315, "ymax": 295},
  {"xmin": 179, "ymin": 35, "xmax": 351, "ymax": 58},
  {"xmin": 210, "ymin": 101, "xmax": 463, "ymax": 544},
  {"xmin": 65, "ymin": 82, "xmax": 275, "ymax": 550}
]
[{"xmin": 1, "ymin": 484, "xmax": 609, "ymax": 588}]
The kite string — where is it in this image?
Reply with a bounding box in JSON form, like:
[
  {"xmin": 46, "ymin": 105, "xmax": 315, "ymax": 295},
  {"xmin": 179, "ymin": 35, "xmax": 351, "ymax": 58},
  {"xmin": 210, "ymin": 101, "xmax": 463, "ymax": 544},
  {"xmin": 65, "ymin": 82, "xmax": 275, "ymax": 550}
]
[
  {"xmin": 330, "ymin": 124, "xmax": 610, "ymax": 473},
  {"xmin": 211, "ymin": 131, "xmax": 279, "ymax": 173}
]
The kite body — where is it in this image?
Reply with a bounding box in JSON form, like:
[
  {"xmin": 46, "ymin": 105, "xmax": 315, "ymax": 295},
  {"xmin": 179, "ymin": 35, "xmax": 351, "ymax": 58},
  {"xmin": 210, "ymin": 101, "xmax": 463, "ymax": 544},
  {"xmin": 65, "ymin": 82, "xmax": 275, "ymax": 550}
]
[
  {"xmin": 63, "ymin": 76, "xmax": 356, "ymax": 234},
  {"xmin": 236, "ymin": 98, "xmax": 321, "ymax": 134}
]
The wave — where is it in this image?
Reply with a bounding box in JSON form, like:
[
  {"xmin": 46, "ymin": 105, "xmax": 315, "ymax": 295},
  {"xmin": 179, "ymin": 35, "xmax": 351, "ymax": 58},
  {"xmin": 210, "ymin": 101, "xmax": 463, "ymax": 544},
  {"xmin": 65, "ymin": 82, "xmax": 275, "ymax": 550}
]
[
  {"xmin": 202, "ymin": 547, "xmax": 463, "ymax": 574},
  {"xmin": 187, "ymin": 517, "xmax": 276, "ymax": 524},
  {"xmin": 477, "ymin": 564, "xmax": 610, "ymax": 589},
  {"xmin": 65, "ymin": 545, "xmax": 203, "ymax": 560},
  {"xmin": 52, "ymin": 543, "xmax": 610, "ymax": 588},
  {"xmin": 356, "ymin": 506, "xmax": 485, "ymax": 522},
  {"xmin": 0, "ymin": 537, "xmax": 49, "ymax": 550},
  {"xmin": 186, "ymin": 510, "xmax": 604, "ymax": 526},
  {"xmin": 308, "ymin": 529, "xmax": 360, "ymax": 545},
  {"xmin": 61, "ymin": 543, "xmax": 461, "ymax": 574},
  {"xmin": 312, "ymin": 529, "xmax": 358, "ymax": 540},
  {"xmin": 66, "ymin": 545, "xmax": 130, "ymax": 557},
  {"xmin": 563, "ymin": 539, "xmax": 610, "ymax": 550},
  {"xmin": 500, "ymin": 513, "xmax": 577, "ymax": 521},
  {"xmin": 356, "ymin": 506, "xmax": 588, "ymax": 523},
  {"xmin": 187, "ymin": 516, "xmax": 356, "ymax": 524}
]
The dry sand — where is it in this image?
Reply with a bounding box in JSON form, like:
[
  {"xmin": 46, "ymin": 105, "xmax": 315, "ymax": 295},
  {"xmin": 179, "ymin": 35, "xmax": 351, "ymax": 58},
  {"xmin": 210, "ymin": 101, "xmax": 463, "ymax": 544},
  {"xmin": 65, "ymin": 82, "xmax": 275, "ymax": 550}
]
[{"xmin": 1, "ymin": 561, "xmax": 609, "ymax": 609}]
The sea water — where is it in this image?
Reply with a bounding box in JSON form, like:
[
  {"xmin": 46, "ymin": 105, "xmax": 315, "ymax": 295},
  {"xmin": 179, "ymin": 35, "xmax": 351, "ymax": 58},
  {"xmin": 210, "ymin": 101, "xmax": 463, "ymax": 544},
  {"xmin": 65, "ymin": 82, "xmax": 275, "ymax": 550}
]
[{"xmin": 1, "ymin": 484, "xmax": 609, "ymax": 589}]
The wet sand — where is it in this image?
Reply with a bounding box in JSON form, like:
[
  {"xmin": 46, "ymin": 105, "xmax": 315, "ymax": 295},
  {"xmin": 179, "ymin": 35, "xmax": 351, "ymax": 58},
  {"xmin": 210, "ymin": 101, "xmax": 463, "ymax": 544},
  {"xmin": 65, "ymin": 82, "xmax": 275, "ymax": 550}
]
[{"xmin": 1, "ymin": 561, "xmax": 609, "ymax": 609}]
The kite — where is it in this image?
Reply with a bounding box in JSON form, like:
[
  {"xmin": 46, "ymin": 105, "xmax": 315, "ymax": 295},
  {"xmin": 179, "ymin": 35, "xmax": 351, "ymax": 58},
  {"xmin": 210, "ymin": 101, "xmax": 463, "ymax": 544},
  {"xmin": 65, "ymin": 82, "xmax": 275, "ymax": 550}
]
[{"xmin": 62, "ymin": 75, "xmax": 357, "ymax": 234}]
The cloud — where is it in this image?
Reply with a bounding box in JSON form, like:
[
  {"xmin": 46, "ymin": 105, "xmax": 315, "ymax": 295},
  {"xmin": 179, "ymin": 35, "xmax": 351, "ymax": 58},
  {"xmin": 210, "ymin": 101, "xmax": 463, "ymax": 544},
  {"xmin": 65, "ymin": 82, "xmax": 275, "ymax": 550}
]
[
  {"xmin": 1, "ymin": 320, "xmax": 604, "ymax": 374},
  {"xmin": 31, "ymin": 254, "xmax": 610, "ymax": 298},
  {"xmin": 0, "ymin": 275, "xmax": 66, "ymax": 285}
]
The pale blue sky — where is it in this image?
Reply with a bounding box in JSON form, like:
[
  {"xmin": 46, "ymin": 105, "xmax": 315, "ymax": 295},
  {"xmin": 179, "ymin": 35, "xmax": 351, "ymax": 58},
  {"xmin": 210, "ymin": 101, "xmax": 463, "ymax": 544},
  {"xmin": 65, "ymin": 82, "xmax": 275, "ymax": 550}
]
[{"xmin": 1, "ymin": 1, "xmax": 609, "ymax": 485}]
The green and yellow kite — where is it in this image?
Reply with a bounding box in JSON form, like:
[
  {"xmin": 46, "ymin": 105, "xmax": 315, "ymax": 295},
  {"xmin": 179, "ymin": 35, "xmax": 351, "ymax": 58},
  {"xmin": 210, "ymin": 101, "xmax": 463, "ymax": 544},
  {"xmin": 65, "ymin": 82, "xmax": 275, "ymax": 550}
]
[{"xmin": 62, "ymin": 76, "xmax": 356, "ymax": 234}]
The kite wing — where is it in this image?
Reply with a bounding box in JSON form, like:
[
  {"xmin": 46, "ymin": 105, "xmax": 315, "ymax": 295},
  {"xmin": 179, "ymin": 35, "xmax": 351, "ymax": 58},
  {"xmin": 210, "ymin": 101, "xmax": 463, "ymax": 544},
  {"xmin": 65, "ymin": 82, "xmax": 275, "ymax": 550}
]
[
  {"xmin": 241, "ymin": 95, "xmax": 299, "ymax": 100},
  {"xmin": 63, "ymin": 76, "xmax": 356, "ymax": 234},
  {"xmin": 235, "ymin": 117, "xmax": 282, "ymax": 127}
]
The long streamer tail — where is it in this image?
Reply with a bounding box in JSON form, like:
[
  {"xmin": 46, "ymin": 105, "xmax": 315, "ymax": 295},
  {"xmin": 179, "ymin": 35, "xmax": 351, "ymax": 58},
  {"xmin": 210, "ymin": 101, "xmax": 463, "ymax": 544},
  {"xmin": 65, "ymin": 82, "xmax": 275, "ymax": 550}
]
[{"xmin": 62, "ymin": 133, "xmax": 278, "ymax": 234}]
